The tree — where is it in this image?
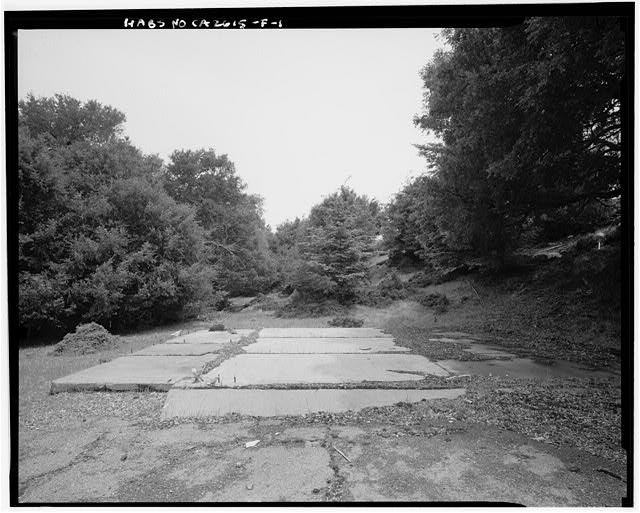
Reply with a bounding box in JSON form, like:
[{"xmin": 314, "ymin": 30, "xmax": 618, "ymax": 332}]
[
  {"xmin": 18, "ymin": 95, "xmax": 212, "ymax": 336},
  {"xmin": 19, "ymin": 93, "xmax": 126, "ymax": 145},
  {"xmin": 286, "ymin": 187, "xmax": 377, "ymax": 303},
  {"xmin": 163, "ymin": 149, "xmax": 277, "ymax": 295},
  {"xmin": 384, "ymin": 176, "xmax": 442, "ymax": 264},
  {"xmin": 413, "ymin": 17, "xmax": 625, "ymax": 257},
  {"xmin": 272, "ymin": 218, "xmax": 307, "ymax": 257}
]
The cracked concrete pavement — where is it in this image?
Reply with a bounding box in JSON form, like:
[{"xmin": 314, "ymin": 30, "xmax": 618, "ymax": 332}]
[
  {"xmin": 20, "ymin": 328, "xmax": 625, "ymax": 504},
  {"xmin": 18, "ymin": 414, "xmax": 626, "ymax": 504}
]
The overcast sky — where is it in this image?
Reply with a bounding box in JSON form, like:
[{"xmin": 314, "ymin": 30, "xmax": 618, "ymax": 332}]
[{"xmin": 18, "ymin": 28, "xmax": 444, "ymax": 228}]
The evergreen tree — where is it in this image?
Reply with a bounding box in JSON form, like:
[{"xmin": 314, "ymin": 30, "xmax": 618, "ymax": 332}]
[{"xmin": 287, "ymin": 187, "xmax": 377, "ymax": 303}]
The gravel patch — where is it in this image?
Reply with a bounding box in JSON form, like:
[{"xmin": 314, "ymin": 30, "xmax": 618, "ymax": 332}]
[{"xmin": 20, "ymin": 392, "xmax": 166, "ymax": 431}]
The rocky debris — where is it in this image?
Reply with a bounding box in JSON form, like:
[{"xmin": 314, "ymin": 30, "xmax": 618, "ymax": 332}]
[{"xmin": 51, "ymin": 323, "xmax": 119, "ymax": 356}]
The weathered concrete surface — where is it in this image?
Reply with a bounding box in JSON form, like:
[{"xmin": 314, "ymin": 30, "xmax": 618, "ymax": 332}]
[
  {"xmin": 277, "ymin": 426, "xmax": 327, "ymax": 442},
  {"xmin": 161, "ymin": 388, "xmax": 466, "ymax": 418},
  {"xmin": 200, "ymin": 446, "xmax": 333, "ymax": 502},
  {"xmin": 19, "ymin": 418, "xmax": 154, "ymax": 502},
  {"xmin": 50, "ymin": 355, "xmax": 213, "ymax": 393},
  {"xmin": 19, "ymin": 422, "xmax": 115, "ymax": 485},
  {"xmin": 259, "ymin": 327, "xmax": 390, "ymax": 338},
  {"xmin": 19, "ymin": 420, "xmax": 258, "ymax": 503},
  {"xmin": 244, "ymin": 337, "xmax": 409, "ymax": 354},
  {"xmin": 165, "ymin": 329, "xmax": 253, "ymax": 345},
  {"xmin": 131, "ymin": 343, "xmax": 220, "ymax": 356},
  {"xmin": 437, "ymin": 358, "xmax": 617, "ymax": 380},
  {"xmin": 337, "ymin": 423, "xmax": 626, "ymax": 505},
  {"xmin": 145, "ymin": 422, "xmax": 254, "ymax": 446},
  {"xmin": 203, "ymin": 353, "xmax": 449, "ymax": 386},
  {"xmin": 19, "ymin": 418, "xmax": 626, "ymax": 505}
]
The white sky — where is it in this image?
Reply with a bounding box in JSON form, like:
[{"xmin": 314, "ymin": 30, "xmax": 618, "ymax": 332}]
[{"xmin": 18, "ymin": 28, "xmax": 443, "ymax": 228}]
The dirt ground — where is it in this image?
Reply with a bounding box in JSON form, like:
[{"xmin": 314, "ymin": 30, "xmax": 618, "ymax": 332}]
[{"xmin": 15, "ymin": 279, "xmax": 628, "ymax": 505}]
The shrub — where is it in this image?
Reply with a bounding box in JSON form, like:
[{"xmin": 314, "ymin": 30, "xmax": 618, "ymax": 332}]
[
  {"xmin": 419, "ymin": 292, "xmax": 450, "ymax": 313},
  {"xmin": 377, "ymin": 272, "xmax": 407, "ymax": 299},
  {"xmin": 328, "ymin": 316, "xmax": 364, "ymax": 328},
  {"xmin": 288, "ymin": 260, "xmax": 335, "ymax": 301}
]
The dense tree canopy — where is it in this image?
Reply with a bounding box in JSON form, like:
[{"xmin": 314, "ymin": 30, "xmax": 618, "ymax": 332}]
[
  {"xmin": 19, "ymin": 94, "xmax": 127, "ymax": 145},
  {"xmin": 163, "ymin": 149, "xmax": 277, "ymax": 295},
  {"xmin": 17, "ymin": 95, "xmax": 278, "ymax": 338},
  {"xmin": 18, "ymin": 95, "xmax": 214, "ymax": 336},
  {"xmin": 18, "ymin": 17, "xmax": 627, "ymax": 337},
  {"xmin": 383, "ymin": 176, "xmax": 446, "ymax": 264},
  {"xmin": 387, "ymin": 17, "xmax": 625, "ymax": 261}
]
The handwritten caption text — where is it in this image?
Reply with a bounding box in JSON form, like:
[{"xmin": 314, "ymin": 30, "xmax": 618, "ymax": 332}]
[{"xmin": 124, "ymin": 18, "xmax": 283, "ymax": 29}]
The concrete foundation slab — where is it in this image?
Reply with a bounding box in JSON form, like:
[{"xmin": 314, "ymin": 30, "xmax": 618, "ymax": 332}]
[
  {"xmin": 131, "ymin": 344, "xmax": 220, "ymax": 356},
  {"xmin": 258, "ymin": 327, "xmax": 390, "ymax": 338},
  {"xmin": 165, "ymin": 329, "xmax": 253, "ymax": 345},
  {"xmin": 161, "ymin": 388, "xmax": 467, "ymax": 418},
  {"xmin": 203, "ymin": 353, "xmax": 448, "ymax": 386},
  {"xmin": 437, "ymin": 357, "xmax": 617, "ymax": 379},
  {"xmin": 338, "ymin": 424, "xmax": 625, "ymax": 505},
  {"xmin": 50, "ymin": 355, "xmax": 214, "ymax": 393},
  {"xmin": 244, "ymin": 337, "xmax": 409, "ymax": 354}
]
